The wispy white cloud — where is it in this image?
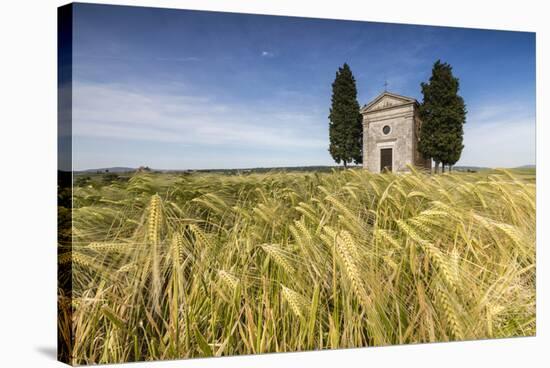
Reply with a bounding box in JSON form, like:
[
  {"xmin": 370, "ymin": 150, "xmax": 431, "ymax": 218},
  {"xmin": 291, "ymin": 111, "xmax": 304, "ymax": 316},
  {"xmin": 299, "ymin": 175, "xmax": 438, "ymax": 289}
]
[
  {"xmin": 261, "ymin": 50, "xmax": 275, "ymax": 57},
  {"xmin": 75, "ymin": 53, "xmax": 201, "ymax": 63},
  {"xmin": 457, "ymin": 100, "xmax": 535, "ymax": 168},
  {"xmin": 72, "ymin": 81, "xmax": 326, "ymax": 150},
  {"xmin": 154, "ymin": 56, "xmax": 201, "ymax": 62}
]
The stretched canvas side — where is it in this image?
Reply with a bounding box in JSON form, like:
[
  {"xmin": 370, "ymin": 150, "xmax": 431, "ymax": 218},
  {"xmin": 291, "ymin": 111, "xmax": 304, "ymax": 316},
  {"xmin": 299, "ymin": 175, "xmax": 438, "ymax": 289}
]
[{"xmin": 58, "ymin": 3, "xmax": 74, "ymax": 365}]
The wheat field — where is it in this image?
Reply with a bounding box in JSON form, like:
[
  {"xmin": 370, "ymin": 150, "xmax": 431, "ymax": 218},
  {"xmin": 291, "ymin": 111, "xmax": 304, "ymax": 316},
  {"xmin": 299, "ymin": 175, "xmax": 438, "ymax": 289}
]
[{"xmin": 58, "ymin": 168, "xmax": 536, "ymax": 365}]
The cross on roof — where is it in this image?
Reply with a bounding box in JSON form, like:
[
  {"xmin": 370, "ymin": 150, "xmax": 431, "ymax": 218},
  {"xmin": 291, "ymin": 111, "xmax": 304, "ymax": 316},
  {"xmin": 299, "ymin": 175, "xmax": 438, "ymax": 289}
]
[{"xmin": 383, "ymin": 80, "xmax": 388, "ymax": 91}]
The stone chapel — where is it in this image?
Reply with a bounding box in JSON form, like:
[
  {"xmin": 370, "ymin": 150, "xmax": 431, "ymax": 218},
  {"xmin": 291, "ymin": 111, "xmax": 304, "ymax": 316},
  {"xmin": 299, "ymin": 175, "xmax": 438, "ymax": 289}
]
[{"xmin": 360, "ymin": 91, "xmax": 432, "ymax": 173}]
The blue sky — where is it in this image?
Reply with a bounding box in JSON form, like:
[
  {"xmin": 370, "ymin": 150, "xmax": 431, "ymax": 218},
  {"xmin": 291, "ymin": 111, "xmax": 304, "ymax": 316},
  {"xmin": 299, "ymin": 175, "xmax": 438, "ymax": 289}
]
[{"xmin": 71, "ymin": 3, "xmax": 536, "ymax": 170}]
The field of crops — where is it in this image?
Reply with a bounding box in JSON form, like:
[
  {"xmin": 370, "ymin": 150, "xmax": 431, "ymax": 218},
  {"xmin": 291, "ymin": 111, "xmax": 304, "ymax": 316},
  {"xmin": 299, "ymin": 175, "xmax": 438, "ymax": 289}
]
[{"xmin": 58, "ymin": 168, "xmax": 536, "ymax": 365}]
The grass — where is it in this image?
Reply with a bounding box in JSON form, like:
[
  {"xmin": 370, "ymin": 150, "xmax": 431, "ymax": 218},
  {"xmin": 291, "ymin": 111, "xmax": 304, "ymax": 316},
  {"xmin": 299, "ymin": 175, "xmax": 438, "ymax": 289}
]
[{"xmin": 58, "ymin": 167, "xmax": 536, "ymax": 365}]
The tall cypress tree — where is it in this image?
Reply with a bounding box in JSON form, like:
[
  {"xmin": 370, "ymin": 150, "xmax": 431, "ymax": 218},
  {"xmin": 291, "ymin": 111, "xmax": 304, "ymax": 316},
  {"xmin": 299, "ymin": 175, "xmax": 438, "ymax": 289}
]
[
  {"xmin": 418, "ymin": 60, "xmax": 466, "ymax": 173},
  {"xmin": 328, "ymin": 63, "xmax": 363, "ymax": 168}
]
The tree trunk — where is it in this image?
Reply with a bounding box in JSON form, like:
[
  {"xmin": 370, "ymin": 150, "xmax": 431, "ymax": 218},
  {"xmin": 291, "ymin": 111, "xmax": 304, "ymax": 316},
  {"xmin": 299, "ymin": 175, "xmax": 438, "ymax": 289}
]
[
  {"xmin": 442, "ymin": 163, "xmax": 446, "ymax": 173},
  {"xmin": 343, "ymin": 160, "xmax": 347, "ymax": 169},
  {"xmin": 435, "ymin": 161, "xmax": 440, "ymax": 173}
]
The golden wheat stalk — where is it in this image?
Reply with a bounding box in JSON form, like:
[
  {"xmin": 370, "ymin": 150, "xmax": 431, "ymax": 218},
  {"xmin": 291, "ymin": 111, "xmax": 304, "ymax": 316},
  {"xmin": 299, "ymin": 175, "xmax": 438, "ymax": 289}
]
[
  {"xmin": 281, "ymin": 285, "xmax": 308, "ymax": 319},
  {"xmin": 148, "ymin": 194, "xmax": 162, "ymax": 314},
  {"xmin": 218, "ymin": 270, "xmax": 240, "ymax": 292},
  {"xmin": 88, "ymin": 242, "xmax": 128, "ymax": 252},
  {"xmin": 335, "ymin": 231, "xmax": 371, "ymax": 309},
  {"xmin": 261, "ymin": 244, "xmax": 295, "ymax": 275}
]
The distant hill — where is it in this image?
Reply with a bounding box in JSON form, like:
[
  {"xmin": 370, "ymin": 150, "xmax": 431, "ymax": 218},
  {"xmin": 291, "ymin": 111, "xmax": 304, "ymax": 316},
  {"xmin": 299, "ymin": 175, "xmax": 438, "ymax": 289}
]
[
  {"xmin": 453, "ymin": 165, "xmax": 536, "ymax": 172},
  {"xmin": 74, "ymin": 165, "xmax": 351, "ymax": 175},
  {"xmin": 191, "ymin": 165, "xmax": 354, "ymax": 174},
  {"xmin": 168, "ymin": 166, "xmax": 352, "ymax": 174},
  {"xmin": 453, "ymin": 165, "xmax": 491, "ymax": 172},
  {"xmin": 75, "ymin": 164, "xmax": 535, "ymax": 175},
  {"xmin": 77, "ymin": 167, "xmax": 136, "ymax": 173}
]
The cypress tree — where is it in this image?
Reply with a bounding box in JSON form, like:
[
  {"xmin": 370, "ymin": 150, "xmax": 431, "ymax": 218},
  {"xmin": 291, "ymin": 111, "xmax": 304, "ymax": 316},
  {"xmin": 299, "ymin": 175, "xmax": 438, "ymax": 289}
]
[
  {"xmin": 328, "ymin": 63, "xmax": 363, "ymax": 168},
  {"xmin": 418, "ymin": 60, "xmax": 466, "ymax": 173}
]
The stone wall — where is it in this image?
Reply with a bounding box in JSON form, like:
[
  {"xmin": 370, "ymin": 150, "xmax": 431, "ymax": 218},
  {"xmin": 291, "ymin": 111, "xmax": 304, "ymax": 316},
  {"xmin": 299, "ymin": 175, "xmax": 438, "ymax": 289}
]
[{"xmin": 362, "ymin": 103, "xmax": 416, "ymax": 173}]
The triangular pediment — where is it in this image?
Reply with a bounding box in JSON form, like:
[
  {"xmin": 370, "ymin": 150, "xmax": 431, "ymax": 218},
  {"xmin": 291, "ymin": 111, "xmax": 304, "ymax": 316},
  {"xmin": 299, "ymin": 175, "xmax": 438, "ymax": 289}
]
[{"xmin": 361, "ymin": 92, "xmax": 417, "ymax": 113}]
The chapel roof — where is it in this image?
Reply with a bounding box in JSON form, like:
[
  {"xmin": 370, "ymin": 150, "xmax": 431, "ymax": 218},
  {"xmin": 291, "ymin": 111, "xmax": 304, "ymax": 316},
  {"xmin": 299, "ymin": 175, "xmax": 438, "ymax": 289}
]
[{"xmin": 360, "ymin": 91, "xmax": 418, "ymax": 114}]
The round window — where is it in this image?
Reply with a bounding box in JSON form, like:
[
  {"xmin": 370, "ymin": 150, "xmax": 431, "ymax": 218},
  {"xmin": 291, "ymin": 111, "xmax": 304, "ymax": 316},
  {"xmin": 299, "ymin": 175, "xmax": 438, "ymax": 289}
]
[{"xmin": 382, "ymin": 125, "xmax": 391, "ymax": 135}]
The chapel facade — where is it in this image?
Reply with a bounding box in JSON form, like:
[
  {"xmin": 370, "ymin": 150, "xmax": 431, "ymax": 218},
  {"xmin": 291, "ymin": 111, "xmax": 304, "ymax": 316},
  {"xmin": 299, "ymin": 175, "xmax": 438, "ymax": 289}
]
[{"xmin": 360, "ymin": 91, "xmax": 431, "ymax": 173}]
